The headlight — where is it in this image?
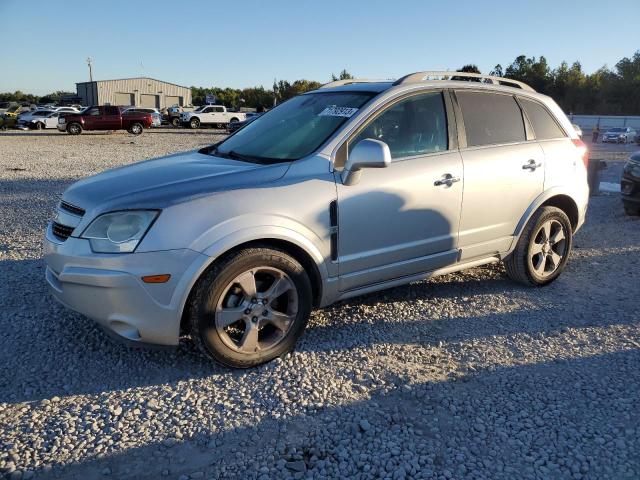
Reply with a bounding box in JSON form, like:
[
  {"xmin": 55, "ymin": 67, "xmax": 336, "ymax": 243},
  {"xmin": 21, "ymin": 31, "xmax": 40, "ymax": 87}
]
[{"xmin": 81, "ymin": 210, "xmax": 159, "ymax": 253}]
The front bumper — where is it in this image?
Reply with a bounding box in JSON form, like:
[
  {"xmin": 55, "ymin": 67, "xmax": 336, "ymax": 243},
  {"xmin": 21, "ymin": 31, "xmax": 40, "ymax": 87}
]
[{"xmin": 44, "ymin": 223, "xmax": 209, "ymax": 346}]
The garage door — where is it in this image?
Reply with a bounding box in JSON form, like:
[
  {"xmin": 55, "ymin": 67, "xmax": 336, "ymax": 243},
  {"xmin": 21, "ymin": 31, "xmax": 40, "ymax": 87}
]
[
  {"xmin": 114, "ymin": 93, "xmax": 134, "ymax": 106},
  {"xmin": 140, "ymin": 94, "xmax": 159, "ymax": 108},
  {"xmin": 165, "ymin": 95, "xmax": 181, "ymax": 108}
]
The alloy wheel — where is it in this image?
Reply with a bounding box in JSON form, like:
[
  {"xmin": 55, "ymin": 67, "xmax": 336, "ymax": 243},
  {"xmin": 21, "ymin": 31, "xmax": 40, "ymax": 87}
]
[
  {"xmin": 529, "ymin": 219, "xmax": 568, "ymax": 278},
  {"xmin": 214, "ymin": 267, "xmax": 299, "ymax": 354}
]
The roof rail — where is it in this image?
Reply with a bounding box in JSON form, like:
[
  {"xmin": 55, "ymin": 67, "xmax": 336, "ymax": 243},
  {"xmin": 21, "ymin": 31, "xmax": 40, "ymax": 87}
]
[
  {"xmin": 393, "ymin": 71, "xmax": 535, "ymax": 92},
  {"xmin": 319, "ymin": 79, "xmax": 386, "ymax": 89}
]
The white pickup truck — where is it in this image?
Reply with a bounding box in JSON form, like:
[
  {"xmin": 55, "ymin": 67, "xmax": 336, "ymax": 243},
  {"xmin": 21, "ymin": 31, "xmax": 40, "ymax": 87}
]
[{"xmin": 180, "ymin": 105, "xmax": 247, "ymax": 129}]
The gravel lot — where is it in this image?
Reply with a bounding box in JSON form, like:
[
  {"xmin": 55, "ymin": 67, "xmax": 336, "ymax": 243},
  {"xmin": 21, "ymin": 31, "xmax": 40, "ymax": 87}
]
[{"xmin": 1, "ymin": 129, "xmax": 639, "ymax": 480}]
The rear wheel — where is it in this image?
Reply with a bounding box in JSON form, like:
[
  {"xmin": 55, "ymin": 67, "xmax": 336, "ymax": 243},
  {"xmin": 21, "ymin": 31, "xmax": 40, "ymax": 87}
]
[
  {"xmin": 189, "ymin": 118, "xmax": 200, "ymax": 129},
  {"xmin": 504, "ymin": 206, "xmax": 572, "ymax": 286},
  {"xmin": 171, "ymin": 117, "xmax": 180, "ymax": 127},
  {"xmin": 35, "ymin": 122, "xmax": 43, "ymax": 130},
  {"xmin": 188, "ymin": 247, "xmax": 312, "ymax": 368},
  {"xmin": 66, "ymin": 123, "xmax": 82, "ymax": 135},
  {"xmin": 128, "ymin": 122, "xmax": 143, "ymax": 135}
]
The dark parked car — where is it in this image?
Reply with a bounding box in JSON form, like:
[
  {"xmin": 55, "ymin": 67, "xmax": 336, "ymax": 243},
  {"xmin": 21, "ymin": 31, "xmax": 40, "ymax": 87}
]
[
  {"xmin": 58, "ymin": 106, "xmax": 153, "ymax": 135},
  {"xmin": 621, "ymin": 152, "xmax": 640, "ymax": 216},
  {"xmin": 226, "ymin": 113, "xmax": 262, "ymax": 133}
]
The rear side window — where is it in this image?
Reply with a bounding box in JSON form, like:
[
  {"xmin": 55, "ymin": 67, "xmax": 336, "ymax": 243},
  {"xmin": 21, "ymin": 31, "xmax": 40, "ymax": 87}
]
[
  {"xmin": 350, "ymin": 92, "xmax": 448, "ymax": 160},
  {"xmin": 456, "ymin": 91, "xmax": 525, "ymax": 147},
  {"xmin": 519, "ymin": 98, "xmax": 566, "ymax": 140}
]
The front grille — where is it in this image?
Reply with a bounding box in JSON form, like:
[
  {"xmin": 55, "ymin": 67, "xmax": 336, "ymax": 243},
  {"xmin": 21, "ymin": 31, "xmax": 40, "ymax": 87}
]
[
  {"xmin": 60, "ymin": 201, "xmax": 85, "ymax": 217},
  {"xmin": 52, "ymin": 222, "xmax": 75, "ymax": 241}
]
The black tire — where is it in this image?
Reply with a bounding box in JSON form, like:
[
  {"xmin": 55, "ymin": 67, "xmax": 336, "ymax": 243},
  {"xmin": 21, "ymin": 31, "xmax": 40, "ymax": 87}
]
[
  {"xmin": 504, "ymin": 206, "xmax": 573, "ymax": 286},
  {"xmin": 230, "ymin": 117, "xmax": 239, "ymax": 124},
  {"xmin": 128, "ymin": 122, "xmax": 143, "ymax": 135},
  {"xmin": 189, "ymin": 117, "xmax": 200, "ymax": 129},
  {"xmin": 623, "ymin": 202, "xmax": 640, "ymax": 216},
  {"xmin": 35, "ymin": 122, "xmax": 43, "ymax": 130},
  {"xmin": 171, "ymin": 117, "xmax": 180, "ymax": 127},
  {"xmin": 188, "ymin": 247, "xmax": 313, "ymax": 368},
  {"xmin": 66, "ymin": 123, "xmax": 82, "ymax": 135}
]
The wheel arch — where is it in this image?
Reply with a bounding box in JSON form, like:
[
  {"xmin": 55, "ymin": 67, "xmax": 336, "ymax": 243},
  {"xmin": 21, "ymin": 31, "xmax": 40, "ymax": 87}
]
[
  {"xmin": 179, "ymin": 237, "xmax": 326, "ymax": 336},
  {"xmin": 514, "ymin": 191, "xmax": 580, "ymax": 241}
]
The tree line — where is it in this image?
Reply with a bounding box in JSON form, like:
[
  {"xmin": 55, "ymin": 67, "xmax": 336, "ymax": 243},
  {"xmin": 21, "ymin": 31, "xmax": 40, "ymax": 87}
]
[{"xmin": 2, "ymin": 55, "xmax": 638, "ymax": 115}]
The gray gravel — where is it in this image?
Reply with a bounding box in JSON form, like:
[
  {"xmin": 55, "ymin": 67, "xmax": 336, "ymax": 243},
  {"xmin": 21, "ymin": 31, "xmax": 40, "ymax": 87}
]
[{"xmin": 1, "ymin": 129, "xmax": 639, "ymax": 480}]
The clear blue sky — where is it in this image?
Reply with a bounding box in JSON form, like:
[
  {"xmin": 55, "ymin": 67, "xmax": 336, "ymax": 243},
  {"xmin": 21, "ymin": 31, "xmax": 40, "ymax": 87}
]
[{"xmin": 1, "ymin": 0, "xmax": 638, "ymax": 94}]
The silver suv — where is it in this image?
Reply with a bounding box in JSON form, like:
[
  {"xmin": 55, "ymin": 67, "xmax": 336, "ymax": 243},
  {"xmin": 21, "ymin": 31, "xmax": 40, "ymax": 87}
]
[{"xmin": 44, "ymin": 71, "xmax": 590, "ymax": 368}]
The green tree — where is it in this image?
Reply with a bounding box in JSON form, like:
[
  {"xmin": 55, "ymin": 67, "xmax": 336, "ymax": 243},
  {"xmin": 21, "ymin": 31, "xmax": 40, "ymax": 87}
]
[{"xmin": 331, "ymin": 69, "xmax": 354, "ymax": 81}]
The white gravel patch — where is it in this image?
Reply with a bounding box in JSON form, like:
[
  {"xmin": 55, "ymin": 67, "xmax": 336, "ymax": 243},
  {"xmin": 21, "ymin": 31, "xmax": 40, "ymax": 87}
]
[{"xmin": 1, "ymin": 129, "xmax": 639, "ymax": 480}]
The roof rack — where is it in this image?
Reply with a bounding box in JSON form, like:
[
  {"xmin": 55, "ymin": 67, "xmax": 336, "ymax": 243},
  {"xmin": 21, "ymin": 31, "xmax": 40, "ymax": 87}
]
[
  {"xmin": 319, "ymin": 79, "xmax": 387, "ymax": 89},
  {"xmin": 393, "ymin": 71, "xmax": 535, "ymax": 92}
]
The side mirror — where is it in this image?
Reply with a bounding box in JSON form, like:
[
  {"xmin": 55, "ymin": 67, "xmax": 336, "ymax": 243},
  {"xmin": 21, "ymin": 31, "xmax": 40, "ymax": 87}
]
[{"xmin": 341, "ymin": 138, "xmax": 391, "ymax": 186}]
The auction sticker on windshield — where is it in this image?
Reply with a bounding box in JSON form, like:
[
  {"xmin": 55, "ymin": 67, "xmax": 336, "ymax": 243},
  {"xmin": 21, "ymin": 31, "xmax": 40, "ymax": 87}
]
[{"xmin": 318, "ymin": 106, "xmax": 358, "ymax": 118}]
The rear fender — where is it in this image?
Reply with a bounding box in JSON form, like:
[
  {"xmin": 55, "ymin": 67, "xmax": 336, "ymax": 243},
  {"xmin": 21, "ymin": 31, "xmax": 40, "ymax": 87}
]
[{"xmin": 512, "ymin": 187, "xmax": 581, "ymax": 243}]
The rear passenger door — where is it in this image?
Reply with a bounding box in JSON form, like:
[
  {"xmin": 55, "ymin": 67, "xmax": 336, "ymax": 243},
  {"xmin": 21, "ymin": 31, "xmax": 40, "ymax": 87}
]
[
  {"xmin": 454, "ymin": 90, "xmax": 545, "ymax": 261},
  {"xmin": 103, "ymin": 106, "xmax": 122, "ymax": 129}
]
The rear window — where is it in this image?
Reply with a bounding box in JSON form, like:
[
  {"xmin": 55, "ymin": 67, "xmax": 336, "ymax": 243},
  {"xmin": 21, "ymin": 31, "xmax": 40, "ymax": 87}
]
[
  {"xmin": 456, "ymin": 91, "xmax": 526, "ymax": 147},
  {"xmin": 520, "ymin": 98, "xmax": 565, "ymax": 140}
]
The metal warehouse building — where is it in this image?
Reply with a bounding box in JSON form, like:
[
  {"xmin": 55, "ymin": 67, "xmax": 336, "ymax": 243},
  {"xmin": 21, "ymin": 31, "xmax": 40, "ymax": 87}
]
[{"xmin": 76, "ymin": 77, "xmax": 192, "ymax": 109}]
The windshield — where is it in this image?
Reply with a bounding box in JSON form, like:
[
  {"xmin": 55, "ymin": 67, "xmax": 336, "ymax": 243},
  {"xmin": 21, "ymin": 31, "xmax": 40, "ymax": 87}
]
[
  {"xmin": 214, "ymin": 91, "xmax": 374, "ymax": 163},
  {"xmin": 609, "ymin": 128, "xmax": 625, "ymax": 132}
]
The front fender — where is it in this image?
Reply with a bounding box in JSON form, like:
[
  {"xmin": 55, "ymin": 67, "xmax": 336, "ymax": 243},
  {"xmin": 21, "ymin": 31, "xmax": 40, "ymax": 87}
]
[
  {"xmin": 200, "ymin": 222, "xmax": 329, "ymax": 279},
  {"xmin": 172, "ymin": 223, "xmax": 331, "ymax": 324}
]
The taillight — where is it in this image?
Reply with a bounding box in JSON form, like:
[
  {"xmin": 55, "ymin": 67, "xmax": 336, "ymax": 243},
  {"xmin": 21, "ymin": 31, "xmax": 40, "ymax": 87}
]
[{"xmin": 572, "ymin": 139, "xmax": 589, "ymax": 170}]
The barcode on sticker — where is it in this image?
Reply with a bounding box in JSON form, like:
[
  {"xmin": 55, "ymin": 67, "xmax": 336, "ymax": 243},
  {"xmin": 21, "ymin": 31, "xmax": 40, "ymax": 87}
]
[{"xmin": 318, "ymin": 106, "xmax": 358, "ymax": 118}]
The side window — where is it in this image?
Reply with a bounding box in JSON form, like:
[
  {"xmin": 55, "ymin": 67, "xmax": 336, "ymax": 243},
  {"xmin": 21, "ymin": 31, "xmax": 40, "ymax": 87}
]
[
  {"xmin": 105, "ymin": 106, "xmax": 119, "ymax": 116},
  {"xmin": 349, "ymin": 92, "xmax": 448, "ymax": 160},
  {"xmin": 87, "ymin": 107, "xmax": 100, "ymax": 116},
  {"xmin": 203, "ymin": 107, "xmax": 213, "ymax": 113},
  {"xmin": 519, "ymin": 98, "xmax": 565, "ymax": 140},
  {"xmin": 215, "ymin": 106, "xmax": 224, "ymax": 112},
  {"xmin": 456, "ymin": 91, "xmax": 526, "ymax": 146}
]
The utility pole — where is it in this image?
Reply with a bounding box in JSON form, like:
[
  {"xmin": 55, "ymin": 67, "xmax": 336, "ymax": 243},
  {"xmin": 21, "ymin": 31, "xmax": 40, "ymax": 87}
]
[{"xmin": 86, "ymin": 57, "xmax": 93, "ymax": 82}]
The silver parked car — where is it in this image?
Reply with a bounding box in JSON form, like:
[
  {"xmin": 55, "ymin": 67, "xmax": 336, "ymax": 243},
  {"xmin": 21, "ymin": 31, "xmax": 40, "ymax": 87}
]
[
  {"xmin": 44, "ymin": 71, "xmax": 590, "ymax": 368},
  {"xmin": 122, "ymin": 107, "xmax": 162, "ymax": 127},
  {"xmin": 602, "ymin": 127, "xmax": 637, "ymax": 144}
]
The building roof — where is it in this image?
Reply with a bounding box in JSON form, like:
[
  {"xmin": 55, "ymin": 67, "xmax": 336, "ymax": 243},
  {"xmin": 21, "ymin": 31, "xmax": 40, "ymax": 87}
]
[{"xmin": 76, "ymin": 77, "xmax": 190, "ymax": 90}]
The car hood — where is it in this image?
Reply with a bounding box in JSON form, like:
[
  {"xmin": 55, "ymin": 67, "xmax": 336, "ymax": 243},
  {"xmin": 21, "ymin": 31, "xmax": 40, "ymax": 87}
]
[{"xmin": 62, "ymin": 149, "xmax": 291, "ymax": 212}]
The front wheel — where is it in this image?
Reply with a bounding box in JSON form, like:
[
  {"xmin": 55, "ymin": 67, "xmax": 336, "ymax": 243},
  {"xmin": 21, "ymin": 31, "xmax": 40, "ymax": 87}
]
[
  {"xmin": 188, "ymin": 247, "xmax": 312, "ymax": 368},
  {"xmin": 128, "ymin": 122, "xmax": 143, "ymax": 135},
  {"xmin": 66, "ymin": 123, "xmax": 82, "ymax": 135},
  {"xmin": 504, "ymin": 206, "xmax": 573, "ymax": 286},
  {"xmin": 35, "ymin": 122, "xmax": 44, "ymax": 130},
  {"xmin": 171, "ymin": 118, "xmax": 180, "ymax": 127},
  {"xmin": 189, "ymin": 118, "xmax": 200, "ymax": 129}
]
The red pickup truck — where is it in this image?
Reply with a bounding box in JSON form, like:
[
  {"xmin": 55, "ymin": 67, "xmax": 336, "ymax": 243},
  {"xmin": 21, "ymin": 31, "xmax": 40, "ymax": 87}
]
[{"xmin": 58, "ymin": 106, "xmax": 153, "ymax": 135}]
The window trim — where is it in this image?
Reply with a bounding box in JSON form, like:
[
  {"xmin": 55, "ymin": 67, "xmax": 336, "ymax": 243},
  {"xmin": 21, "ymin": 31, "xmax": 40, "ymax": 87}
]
[
  {"xmin": 453, "ymin": 89, "xmax": 530, "ymax": 149},
  {"xmin": 333, "ymin": 89, "xmax": 455, "ymax": 169},
  {"xmin": 516, "ymin": 96, "xmax": 568, "ymax": 141}
]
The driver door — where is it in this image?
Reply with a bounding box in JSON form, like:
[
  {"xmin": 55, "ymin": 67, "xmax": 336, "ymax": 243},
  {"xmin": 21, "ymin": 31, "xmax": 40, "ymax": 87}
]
[{"xmin": 336, "ymin": 91, "xmax": 463, "ymax": 292}]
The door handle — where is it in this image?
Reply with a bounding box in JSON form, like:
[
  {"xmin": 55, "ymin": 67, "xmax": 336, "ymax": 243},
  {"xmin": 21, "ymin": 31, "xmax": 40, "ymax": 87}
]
[
  {"xmin": 522, "ymin": 159, "xmax": 542, "ymax": 171},
  {"xmin": 434, "ymin": 173, "xmax": 461, "ymax": 187}
]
